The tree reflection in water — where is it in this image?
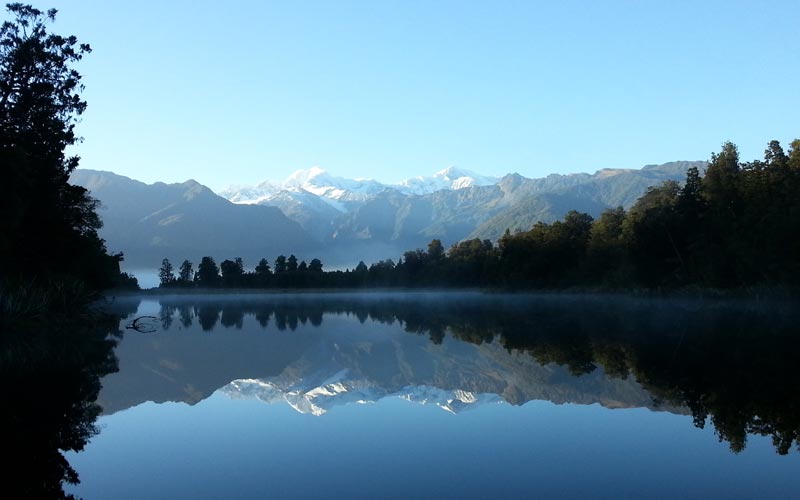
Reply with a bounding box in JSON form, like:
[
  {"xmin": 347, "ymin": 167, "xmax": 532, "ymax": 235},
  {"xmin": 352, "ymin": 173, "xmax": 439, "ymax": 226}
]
[
  {"xmin": 1, "ymin": 302, "xmax": 131, "ymax": 499},
  {"xmin": 152, "ymin": 294, "xmax": 800, "ymax": 455},
  {"xmin": 5, "ymin": 292, "xmax": 795, "ymax": 500}
]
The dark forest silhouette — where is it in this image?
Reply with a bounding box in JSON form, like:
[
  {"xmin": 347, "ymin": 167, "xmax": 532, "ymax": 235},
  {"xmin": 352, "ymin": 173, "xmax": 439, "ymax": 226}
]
[
  {"xmin": 1, "ymin": 294, "xmax": 126, "ymax": 499},
  {"xmin": 158, "ymin": 138, "xmax": 800, "ymax": 291},
  {"xmin": 0, "ymin": 5, "xmax": 132, "ymax": 497},
  {"xmin": 0, "ymin": 4, "xmax": 135, "ymax": 294}
]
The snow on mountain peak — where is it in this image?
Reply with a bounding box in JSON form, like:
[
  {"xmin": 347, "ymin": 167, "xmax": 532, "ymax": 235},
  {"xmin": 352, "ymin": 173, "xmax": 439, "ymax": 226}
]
[
  {"xmin": 219, "ymin": 166, "xmax": 499, "ymax": 204},
  {"xmin": 284, "ymin": 166, "xmax": 328, "ymax": 187},
  {"xmin": 395, "ymin": 166, "xmax": 499, "ymax": 195},
  {"xmin": 434, "ymin": 166, "xmax": 471, "ymax": 179},
  {"xmin": 221, "ymin": 377, "xmax": 502, "ymax": 416}
]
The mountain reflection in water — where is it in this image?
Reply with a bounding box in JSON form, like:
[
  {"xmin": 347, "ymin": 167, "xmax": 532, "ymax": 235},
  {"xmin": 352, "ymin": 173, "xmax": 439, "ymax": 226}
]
[{"xmin": 100, "ymin": 292, "xmax": 800, "ymax": 456}]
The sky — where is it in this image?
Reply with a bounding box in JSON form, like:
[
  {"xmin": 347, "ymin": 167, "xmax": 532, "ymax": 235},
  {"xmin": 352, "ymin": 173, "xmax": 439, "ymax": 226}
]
[{"xmin": 38, "ymin": 0, "xmax": 800, "ymax": 191}]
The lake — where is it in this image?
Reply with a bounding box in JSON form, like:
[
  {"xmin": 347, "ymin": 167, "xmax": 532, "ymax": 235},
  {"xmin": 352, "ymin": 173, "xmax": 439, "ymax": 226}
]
[{"xmin": 33, "ymin": 292, "xmax": 800, "ymax": 498}]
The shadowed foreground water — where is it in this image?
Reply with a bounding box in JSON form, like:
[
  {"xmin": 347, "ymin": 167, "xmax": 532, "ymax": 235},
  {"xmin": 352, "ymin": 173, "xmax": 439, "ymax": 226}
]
[{"xmin": 33, "ymin": 292, "xmax": 800, "ymax": 498}]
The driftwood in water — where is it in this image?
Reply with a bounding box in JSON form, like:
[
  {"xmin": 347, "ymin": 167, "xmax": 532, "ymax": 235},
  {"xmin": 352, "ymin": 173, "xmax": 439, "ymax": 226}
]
[{"xmin": 126, "ymin": 315, "xmax": 158, "ymax": 333}]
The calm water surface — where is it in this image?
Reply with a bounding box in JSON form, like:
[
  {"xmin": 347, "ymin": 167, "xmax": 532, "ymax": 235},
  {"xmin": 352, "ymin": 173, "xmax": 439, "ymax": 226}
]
[{"xmin": 56, "ymin": 293, "xmax": 800, "ymax": 499}]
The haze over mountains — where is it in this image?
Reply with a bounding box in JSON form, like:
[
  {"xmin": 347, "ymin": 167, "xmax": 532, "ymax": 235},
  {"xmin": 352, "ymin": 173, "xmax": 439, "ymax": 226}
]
[
  {"xmin": 70, "ymin": 169, "xmax": 315, "ymax": 267},
  {"xmin": 70, "ymin": 161, "xmax": 705, "ymax": 269}
]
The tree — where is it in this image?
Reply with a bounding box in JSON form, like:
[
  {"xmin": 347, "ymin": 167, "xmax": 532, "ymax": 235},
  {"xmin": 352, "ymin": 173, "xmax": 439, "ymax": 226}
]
[
  {"xmin": 676, "ymin": 167, "xmax": 709, "ymax": 283},
  {"xmin": 274, "ymin": 255, "xmax": 286, "ymax": 273},
  {"xmin": 789, "ymin": 139, "xmax": 800, "ymax": 169},
  {"xmin": 446, "ymin": 239, "xmax": 496, "ymax": 286},
  {"xmin": 764, "ymin": 140, "xmax": 787, "ymax": 169},
  {"xmin": 255, "ymin": 258, "xmax": 271, "ymax": 275},
  {"xmin": 679, "ymin": 167, "xmax": 704, "ymax": 210},
  {"xmin": 179, "ymin": 259, "xmax": 193, "ymax": 283},
  {"xmin": 287, "ymin": 254, "xmax": 298, "ymax": 272},
  {"xmin": 587, "ymin": 207, "xmax": 627, "ymax": 284},
  {"xmin": 0, "ymin": 4, "xmax": 120, "ymax": 289},
  {"xmin": 622, "ymin": 181, "xmax": 683, "ymax": 285},
  {"xmin": 158, "ymin": 258, "xmax": 175, "ymax": 287},
  {"xmin": 700, "ymin": 142, "xmax": 744, "ymax": 286},
  {"xmin": 220, "ymin": 259, "xmax": 243, "ymax": 286},
  {"xmin": 704, "ymin": 141, "xmax": 740, "ymax": 209},
  {"xmin": 308, "ymin": 258, "xmax": 323, "ymax": 273},
  {"xmin": 427, "ymin": 239, "xmax": 445, "ymax": 261},
  {"xmin": 368, "ymin": 259, "xmax": 395, "ymax": 286},
  {"xmin": 399, "ymin": 249, "xmax": 427, "ymax": 282},
  {"xmin": 196, "ymin": 256, "xmax": 219, "ymax": 287}
]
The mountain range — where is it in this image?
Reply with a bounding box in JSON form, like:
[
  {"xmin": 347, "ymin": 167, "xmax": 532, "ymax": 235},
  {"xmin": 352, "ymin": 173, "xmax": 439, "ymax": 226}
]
[
  {"xmin": 71, "ymin": 161, "xmax": 705, "ymax": 268},
  {"xmin": 70, "ymin": 169, "xmax": 315, "ymax": 267}
]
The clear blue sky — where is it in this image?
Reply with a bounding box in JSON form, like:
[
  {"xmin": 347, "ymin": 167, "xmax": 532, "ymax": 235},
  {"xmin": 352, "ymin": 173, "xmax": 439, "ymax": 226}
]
[{"xmin": 43, "ymin": 1, "xmax": 800, "ymax": 191}]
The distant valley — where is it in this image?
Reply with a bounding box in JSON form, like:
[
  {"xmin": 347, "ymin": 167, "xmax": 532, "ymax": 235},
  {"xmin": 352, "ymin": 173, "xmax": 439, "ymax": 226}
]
[{"xmin": 70, "ymin": 161, "xmax": 705, "ymax": 269}]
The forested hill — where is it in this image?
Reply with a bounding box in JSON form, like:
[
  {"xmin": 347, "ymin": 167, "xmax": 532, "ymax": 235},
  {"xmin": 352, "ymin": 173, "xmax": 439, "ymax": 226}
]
[{"xmin": 468, "ymin": 161, "xmax": 707, "ymax": 241}]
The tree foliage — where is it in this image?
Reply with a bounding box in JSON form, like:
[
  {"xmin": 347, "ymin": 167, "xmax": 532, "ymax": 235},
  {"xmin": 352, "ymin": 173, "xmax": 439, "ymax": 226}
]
[
  {"xmin": 196, "ymin": 256, "xmax": 219, "ymax": 287},
  {"xmin": 178, "ymin": 259, "xmax": 193, "ymax": 283},
  {"xmin": 0, "ymin": 4, "xmax": 123, "ymax": 289},
  {"xmin": 158, "ymin": 258, "xmax": 174, "ymax": 286}
]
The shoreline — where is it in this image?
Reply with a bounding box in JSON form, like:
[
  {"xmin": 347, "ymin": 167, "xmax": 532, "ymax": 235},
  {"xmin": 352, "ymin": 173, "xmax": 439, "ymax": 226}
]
[{"xmin": 106, "ymin": 285, "xmax": 800, "ymax": 301}]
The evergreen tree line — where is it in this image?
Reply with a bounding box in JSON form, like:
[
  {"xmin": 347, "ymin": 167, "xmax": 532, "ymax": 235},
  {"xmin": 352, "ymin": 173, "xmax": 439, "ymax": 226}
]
[
  {"xmin": 158, "ymin": 255, "xmax": 326, "ymax": 289},
  {"xmin": 160, "ymin": 139, "xmax": 800, "ymax": 290},
  {"xmin": 498, "ymin": 138, "xmax": 800, "ymax": 289}
]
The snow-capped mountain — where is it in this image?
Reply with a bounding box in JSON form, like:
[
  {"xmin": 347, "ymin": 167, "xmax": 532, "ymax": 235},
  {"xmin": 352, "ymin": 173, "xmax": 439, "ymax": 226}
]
[
  {"xmin": 221, "ymin": 180, "xmax": 282, "ymax": 204},
  {"xmin": 219, "ymin": 166, "xmax": 498, "ymax": 207},
  {"xmin": 216, "ymin": 166, "xmax": 502, "ymax": 244},
  {"xmin": 394, "ymin": 166, "xmax": 499, "ymax": 195},
  {"xmin": 222, "ymin": 373, "xmax": 503, "ymax": 416},
  {"xmin": 284, "ymin": 167, "xmax": 388, "ymax": 204},
  {"xmin": 219, "ymin": 166, "xmax": 391, "ymax": 210}
]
